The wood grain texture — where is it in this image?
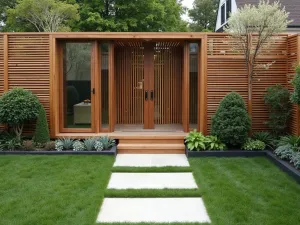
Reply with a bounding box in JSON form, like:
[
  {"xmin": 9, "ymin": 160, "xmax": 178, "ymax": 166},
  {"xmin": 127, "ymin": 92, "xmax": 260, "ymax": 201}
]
[{"xmin": 7, "ymin": 34, "xmax": 50, "ymax": 134}]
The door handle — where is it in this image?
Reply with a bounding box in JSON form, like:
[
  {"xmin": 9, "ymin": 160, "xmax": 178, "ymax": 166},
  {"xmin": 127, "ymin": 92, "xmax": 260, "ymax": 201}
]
[
  {"xmin": 150, "ymin": 90, "xmax": 154, "ymax": 100},
  {"xmin": 145, "ymin": 90, "xmax": 148, "ymax": 100},
  {"xmin": 92, "ymin": 88, "xmax": 95, "ymax": 94}
]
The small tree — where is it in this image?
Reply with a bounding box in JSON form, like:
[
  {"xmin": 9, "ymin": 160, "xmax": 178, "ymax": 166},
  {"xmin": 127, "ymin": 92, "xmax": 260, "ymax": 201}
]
[
  {"xmin": 290, "ymin": 66, "xmax": 300, "ymax": 105},
  {"xmin": 211, "ymin": 92, "xmax": 251, "ymax": 147},
  {"xmin": 33, "ymin": 105, "xmax": 50, "ymax": 145},
  {"xmin": 0, "ymin": 88, "xmax": 40, "ymax": 140},
  {"xmin": 6, "ymin": 0, "xmax": 79, "ymax": 32},
  {"xmin": 225, "ymin": 0, "xmax": 291, "ymax": 112},
  {"xmin": 264, "ymin": 84, "xmax": 291, "ymax": 136}
]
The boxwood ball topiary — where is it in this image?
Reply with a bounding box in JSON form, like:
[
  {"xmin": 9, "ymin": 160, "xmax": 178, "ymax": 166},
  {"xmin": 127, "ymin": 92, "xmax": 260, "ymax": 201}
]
[
  {"xmin": 211, "ymin": 92, "xmax": 251, "ymax": 147},
  {"xmin": 0, "ymin": 88, "xmax": 41, "ymax": 139},
  {"xmin": 33, "ymin": 105, "xmax": 50, "ymax": 144}
]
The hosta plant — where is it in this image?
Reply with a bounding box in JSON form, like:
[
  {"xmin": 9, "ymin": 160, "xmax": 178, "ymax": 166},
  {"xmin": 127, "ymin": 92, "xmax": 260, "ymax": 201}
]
[
  {"xmin": 98, "ymin": 136, "xmax": 115, "ymax": 149},
  {"xmin": 185, "ymin": 130, "xmax": 207, "ymax": 151},
  {"xmin": 274, "ymin": 144, "xmax": 294, "ymax": 160},
  {"xmin": 205, "ymin": 135, "xmax": 226, "ymax": 151},
  {"xmin": 83, "ymin": 138, "xmax": 96, "ymax": 151},
  {"xmin": 95, "ymin": 141, "xmax": 104, "ymax": 151},
  {"xmin": 242, "ymin": 139, "xmax": 266, "ymax": 151},
  {"xmin": 290, "ymin": 152, "xmax": 300, "ymax": 169},
  {"xmin": 73, "ymin": 140, "xmax": 85, "ymax": 151}
]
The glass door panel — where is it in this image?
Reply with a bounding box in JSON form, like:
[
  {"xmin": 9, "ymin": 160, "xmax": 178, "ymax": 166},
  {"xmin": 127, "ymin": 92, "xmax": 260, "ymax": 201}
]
[{"xmin": 62, "ymin": 42, "xmax": 92, "ymax": 129}]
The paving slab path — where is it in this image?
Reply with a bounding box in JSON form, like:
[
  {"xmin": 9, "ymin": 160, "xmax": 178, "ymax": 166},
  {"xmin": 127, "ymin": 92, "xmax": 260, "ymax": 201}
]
[{"xmin": 97, "ymin": 154, "xmax": 211, "ymax": 224}]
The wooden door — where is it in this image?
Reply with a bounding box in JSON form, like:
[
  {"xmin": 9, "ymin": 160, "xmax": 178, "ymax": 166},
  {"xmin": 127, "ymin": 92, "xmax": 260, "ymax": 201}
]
[{"xmin": 143, "ymin": 43, "xmax": 155, "ymax": 129}]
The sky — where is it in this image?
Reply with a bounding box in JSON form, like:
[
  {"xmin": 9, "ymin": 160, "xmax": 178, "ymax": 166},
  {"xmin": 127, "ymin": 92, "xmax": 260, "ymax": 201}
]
[{"xmin": 181, "ymin": 0, "xmax": 194, "ymax": 21}]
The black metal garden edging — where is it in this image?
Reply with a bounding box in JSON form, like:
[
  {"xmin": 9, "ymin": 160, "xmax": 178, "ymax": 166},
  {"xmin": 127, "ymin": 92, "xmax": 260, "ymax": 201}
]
[
  {"xmin": 186, "ymin": 147, "xmax": 300, "ymax": 184},
  {"xmin": 0, "ymin": 146, "xmax": 117, "ymax": 156}
]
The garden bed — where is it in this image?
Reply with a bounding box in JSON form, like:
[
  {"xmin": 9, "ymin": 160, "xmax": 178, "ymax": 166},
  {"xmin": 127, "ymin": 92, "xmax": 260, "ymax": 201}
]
[
  {"xmin": 186, "ymin": 147, "xmax": 300, "ymax": 184},
  {"xmin": 0, "ymin": 145, "xmax": 117, "ymax": 155}
]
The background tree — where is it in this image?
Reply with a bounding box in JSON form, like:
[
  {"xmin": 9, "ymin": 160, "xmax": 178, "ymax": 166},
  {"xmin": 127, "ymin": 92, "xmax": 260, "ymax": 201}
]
[
  {"xmin": 188, "ymin": 0, "xmax": 218, "ymax": 32},
  {"xmin": 72, "ymin": 0, "xmax": 187, "ymax": 32},
  {"xmin": 0, "ymin": 0, "xmax": 17, "ymax": 31},
  {"xmin": 6, "ymin": 0, "xmax": 79, "ymax": 32},
  {"xmin": 225, "ymin": 0, "xmax": 291, "ymax": 117}
]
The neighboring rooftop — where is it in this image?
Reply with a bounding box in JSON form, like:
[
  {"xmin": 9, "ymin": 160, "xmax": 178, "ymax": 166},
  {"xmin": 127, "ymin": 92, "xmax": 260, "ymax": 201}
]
[{"xmin": 236, "ymin": 0, "xmax": 300, "ymax": 26}]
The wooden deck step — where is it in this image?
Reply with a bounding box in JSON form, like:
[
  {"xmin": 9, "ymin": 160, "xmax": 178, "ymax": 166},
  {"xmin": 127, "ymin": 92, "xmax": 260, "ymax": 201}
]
[{"xmin": 117, "ymin": 143, "xmax": 185, "ymax": 154}]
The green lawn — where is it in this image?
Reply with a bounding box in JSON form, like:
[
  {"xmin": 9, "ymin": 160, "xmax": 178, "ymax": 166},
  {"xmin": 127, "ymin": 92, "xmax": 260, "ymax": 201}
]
[
  {"xmin": 1, "ymin": 156, "xmax": 300, "ymax": 225},
  {"xmin": 190, "ymin": 157, "xmax": 300, "ymax": 225},
  {"xmin": 0, "ymin": 155, "xmax": 114, "ymax": 225}
]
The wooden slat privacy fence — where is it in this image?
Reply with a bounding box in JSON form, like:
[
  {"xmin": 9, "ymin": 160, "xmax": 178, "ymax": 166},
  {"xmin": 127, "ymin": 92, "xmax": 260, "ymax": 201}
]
[
  {"xmin": 287, "ymin": 35, "xmax": 299, "ymax": 135},
  {"xmin": 0, "ymin": 32, "xmax": 299, "ymax": 136}
]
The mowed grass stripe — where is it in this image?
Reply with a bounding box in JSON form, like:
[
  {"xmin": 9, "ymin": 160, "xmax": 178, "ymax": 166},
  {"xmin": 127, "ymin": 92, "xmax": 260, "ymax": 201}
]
[
  {"xmin": 111, "ymin": 166, "xmax": 192, "ymax": 173},
  {"xmin": 105, "ymin": 188, "xmax": 201, "ymax": 198}
]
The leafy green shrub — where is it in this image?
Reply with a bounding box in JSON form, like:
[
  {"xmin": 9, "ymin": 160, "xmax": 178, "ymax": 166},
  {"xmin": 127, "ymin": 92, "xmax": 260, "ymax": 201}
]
[
  {"xmin": 0, "ymin": 88, "xmax": 41, "ymax": 140},
  {"xmin": 33, "ymin": 105, "xmax": 50, "ymax": 145},
  {"xmin": 264, "ymin": 84, "xmax": 291, "ymax": 136},
  {"xmin": 22, "ymin": 140, "xmax": 35, "ymax": 151},
  {"xmin": 290, "ymin": 66, "xmax": 300, "ymax": 105},
  {"xmin": 44, "ymin": 141, "xmax": 55, "ymax": 151},
  {"xmin": 242, "ymin": 139, "xmax": 266, "ymax": 151},
  {"xmin": 73, "ymin": 140, "xmax": 85, "ymax": 151},
  {"xmin": 185, "ymin": 130, "xmax": 207, "ymax": 151},
  {"xmin": 211, "ymin": 92, "xmax": 251, "ymax": 147},
  {"xmin": 95, "ymin": 141, "xmax": 104, "ymax": 151},
  {"xmin": 55, "ymin": 138, "xmax": 74, "ymax": 151},
  {"xmin": 290, "ymin": 152, "xmax": 300, "ymax": 169},
  {"xmin": 67, "ymin": 86, "xmax": 79, "ymax": 113},
  {"xmin": 278, "ymin": 136, "xmax": 300, "ymax": 150},
  {"xmin": 98, "ymin": 136, "xmax": 116, "ymax": 150},
  {"xmin": 83, "ymin": 138, "xmax": 96, "ymax": 151},
  {"xmin": 205, "ymin": 135, "xmax": 226, "ymax": 150},
  {"xmin": 274, "ymin": 144, "xmax": 294, "ymax": 160}
]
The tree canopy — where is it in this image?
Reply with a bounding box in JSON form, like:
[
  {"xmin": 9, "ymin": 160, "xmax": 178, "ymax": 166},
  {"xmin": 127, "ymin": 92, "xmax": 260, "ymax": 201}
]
[
  {"xmin": 188, "ymin": 0, "xmax": 218, "ymax": 32},
  {"xmin": 6, "ymin": 0, "xmax": 79, "ymax": 32},
  {"xmin": 73, "ymin": 0, "xmax": 187, "ymax": 32},
  {"xmin": 2, "ymin": 0, "xmax": 188, "ymax": 32}
]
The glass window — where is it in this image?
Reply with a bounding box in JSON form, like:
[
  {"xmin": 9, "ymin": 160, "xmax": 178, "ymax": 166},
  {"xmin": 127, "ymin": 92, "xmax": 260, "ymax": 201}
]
[
  {"xmin": 221, "ymin": 4, "xmax": 225, "ymax": 25},
  {"xmin": 189, "ymin": 43, "xmax": 198, "ymax": 129},
  {"xmin": 226, "ymin": 0, "xmax": 231, "ymax": 19},
  {"xmin": 63, "ymin": 42, "xmax": 92, "ymax": 128},
  {"xmin": 101, "ymin": 43, "xmax": 109, "ymax": 128}
]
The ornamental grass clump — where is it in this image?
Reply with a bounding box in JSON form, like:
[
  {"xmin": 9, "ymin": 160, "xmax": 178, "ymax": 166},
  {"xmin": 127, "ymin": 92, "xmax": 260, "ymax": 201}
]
[
  {"xmin": 0, "ymin": 88, "xmax": 40, "ymax": 140},
  {"xmin": 211, "ymin": 92, "xmax": 250, "ymax": 147}
]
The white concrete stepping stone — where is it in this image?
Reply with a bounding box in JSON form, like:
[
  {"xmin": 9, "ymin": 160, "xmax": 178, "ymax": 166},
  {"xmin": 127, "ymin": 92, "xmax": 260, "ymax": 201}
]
[
  {"xmin": 97, "ymin": 198, "xmax": 211, "ymax": 223},
  {"xmin": 108, "ymin": 173, "xmax": 198, "ymax": 189},
  {"xmin": 113, "ymin": 154, "xmax": 190, "ymax": 167}
]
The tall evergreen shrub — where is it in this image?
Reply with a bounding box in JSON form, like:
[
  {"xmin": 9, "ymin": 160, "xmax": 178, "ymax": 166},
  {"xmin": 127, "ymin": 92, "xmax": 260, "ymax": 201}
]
[
  {"xmin": 264, "ymin": 84, "xmax": 291, "ymax": 136},
  {"xmin": 33, "ymin": 105, "xmax": 50, "ymax": 144},
  {"xmin": 211, "ymin": 92, "xmax": 251, "ymax": 147}
]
